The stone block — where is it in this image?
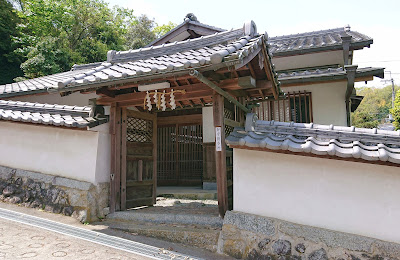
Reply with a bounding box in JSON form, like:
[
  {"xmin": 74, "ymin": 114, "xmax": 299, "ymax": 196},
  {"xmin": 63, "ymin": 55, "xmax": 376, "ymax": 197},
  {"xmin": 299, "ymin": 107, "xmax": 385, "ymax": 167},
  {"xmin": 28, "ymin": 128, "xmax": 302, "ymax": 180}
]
[
  {"xmin": 203, "ymin": 182, "xmax": 217, "ymax": 190},
  {"xmin": 224, "ymin": 211, "xmax": 276, "ymax": 236},
  {"xmin": 0, "ymin": 166, "xmax": 15, "ymax": 180},
  {"xmin": 272, "ymin": 240, "xmax": 291, "ymax": 255},
  {"xmin": 53, "ymin": 177, "xmax": 93, "ymax": 191}
]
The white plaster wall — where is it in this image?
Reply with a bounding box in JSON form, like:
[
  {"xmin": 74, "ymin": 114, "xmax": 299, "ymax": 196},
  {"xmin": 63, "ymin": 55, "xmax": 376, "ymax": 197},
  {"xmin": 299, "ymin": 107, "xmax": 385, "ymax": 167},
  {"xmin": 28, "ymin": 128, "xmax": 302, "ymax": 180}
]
[
  {"xmin": 272, "ymin": 50, "xmax": 343, "ymax": 71},
  {"xmin": 0, "ymin": 121, "xmax": 109, "ymax": 184},
  {"xmin": 9, "ymin": 92, "xmax": 98, "ymax": 107},
  {"xmin": 282, "ymin": 81, "xmax": 347, "ymax": 126},
  {"xmin": 233, "ymin": 148, "xmax": 400, "ymax": 244},
  {"xmin": 91, "ymin": 123, "xmax": 111, "ymax": 184},
  {"xmin": 202, "ymin": 106, "xmax": 215, "ymax": 143}
]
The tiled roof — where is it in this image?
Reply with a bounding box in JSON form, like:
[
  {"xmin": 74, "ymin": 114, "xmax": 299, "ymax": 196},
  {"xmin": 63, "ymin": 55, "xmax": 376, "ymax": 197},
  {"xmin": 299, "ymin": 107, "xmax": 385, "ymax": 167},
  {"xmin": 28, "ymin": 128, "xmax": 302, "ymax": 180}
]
[
  {"xmin": 0, "ymin": 100, "xmax": 107, "ymax": 128},
  {"xmin": 0, "ymin": 68, "xmax": 93, "ymax": 98},
  {"xmin": 0, "ymin": 25, "xmax": 276, "ymax": 97},
  {"xmin": 226, "ymin": 113, "xmax": 400, "ymax": 165},
  {"xmin": 54, "ymin": 28, "xmax": 273, "ymax": 91},
  {"xmin": 269, "ymin": 26, "xmax": 373, "ymax": 56},
  {"xmin": 277, "ymin": 66, "xmax": 384, "ymax": 84}
]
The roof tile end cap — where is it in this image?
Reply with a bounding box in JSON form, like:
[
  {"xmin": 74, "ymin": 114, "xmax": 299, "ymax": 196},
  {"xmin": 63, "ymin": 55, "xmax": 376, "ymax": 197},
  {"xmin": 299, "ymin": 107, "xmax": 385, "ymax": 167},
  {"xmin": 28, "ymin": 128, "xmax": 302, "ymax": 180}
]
[{"xmin": 243, "ymin": 20, "xmax": 257, "ymax": 37}]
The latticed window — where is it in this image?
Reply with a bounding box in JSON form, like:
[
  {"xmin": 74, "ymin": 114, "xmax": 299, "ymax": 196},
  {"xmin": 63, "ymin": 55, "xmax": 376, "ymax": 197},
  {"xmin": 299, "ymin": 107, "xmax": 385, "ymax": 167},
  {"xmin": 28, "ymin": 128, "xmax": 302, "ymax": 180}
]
[
  {"xmin": 253, "ymin": 91, "xmax": 313, "ymax": 123},
  {"xmin": 224, "ymin": 108, "xmax": 235, "ymax": 137},
  {"xmin": 126, "ymin": 117, "xmax": 153, "ymax": 143}
]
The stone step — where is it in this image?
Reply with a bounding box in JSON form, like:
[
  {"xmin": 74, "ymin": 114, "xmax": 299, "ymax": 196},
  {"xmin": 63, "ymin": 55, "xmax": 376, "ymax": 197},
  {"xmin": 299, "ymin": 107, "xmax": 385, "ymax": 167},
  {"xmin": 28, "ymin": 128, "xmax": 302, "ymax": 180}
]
[
  {"xmin": 98, "ymin": 219, "xmax": 221, "ymax": 252},
  {"xmin": 107, "ymin": 211, "xmax": 223, "ymax": 228}
]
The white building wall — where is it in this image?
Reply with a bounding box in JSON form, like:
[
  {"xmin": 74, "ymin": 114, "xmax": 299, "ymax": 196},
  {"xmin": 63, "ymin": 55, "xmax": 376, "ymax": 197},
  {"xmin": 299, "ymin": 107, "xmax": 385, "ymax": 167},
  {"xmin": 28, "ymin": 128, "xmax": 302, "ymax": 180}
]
[
  {"xmin": 202, "ymin": 106, "xmax": 215, "ymax": 143},
  {"xmin": 272, "ymin": 50, "xmax": 343, "ymax": 71},
  {"xmin": 283, "ymin": 81, "xmax": 347, "ymax": 126},
  {"xmin": 233, "ymin": 148, "xmax": 400, "ymax": 244},
  {"xmin": 0, "ymin": 121, "xmax": 110, "ymax": 184}
]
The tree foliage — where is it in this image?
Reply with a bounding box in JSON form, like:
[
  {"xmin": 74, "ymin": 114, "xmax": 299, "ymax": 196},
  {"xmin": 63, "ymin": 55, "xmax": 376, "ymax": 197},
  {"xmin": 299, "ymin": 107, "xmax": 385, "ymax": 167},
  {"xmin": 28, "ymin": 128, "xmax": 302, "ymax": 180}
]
[
  {"xmin": 392, "ymin": 90, "xmax": 400, "ymax": 130},
  {"xmin": 2, "ymin": 0, "xmax": 176, "ymax": 82},
  {"xmin": 351, "ymin": 85, "xmax": 400, "ymax": 128},
  {"xmin": 0, "ymin": 0, "xmax": 23, "ymax": 84}
]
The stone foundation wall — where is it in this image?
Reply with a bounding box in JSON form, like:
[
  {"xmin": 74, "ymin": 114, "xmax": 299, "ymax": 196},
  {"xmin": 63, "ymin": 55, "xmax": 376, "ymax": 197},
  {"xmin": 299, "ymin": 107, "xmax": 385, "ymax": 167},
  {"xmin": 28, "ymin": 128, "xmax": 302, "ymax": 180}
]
[
  {"xmin": 0, "ymin": 165, "xmax": 109, "ymax": 222},
  {"xmin": 220, "ymin": 211, "xmax": 400, "ymax": 260}
]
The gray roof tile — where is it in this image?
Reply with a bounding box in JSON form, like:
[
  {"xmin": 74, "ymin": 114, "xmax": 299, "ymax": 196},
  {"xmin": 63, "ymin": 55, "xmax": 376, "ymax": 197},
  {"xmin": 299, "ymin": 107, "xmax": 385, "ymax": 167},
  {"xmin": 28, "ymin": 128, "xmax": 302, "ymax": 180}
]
[
  {"xmin": 277, "ymin": 66, "xmax": 384, "ymax": 83},
  {"xmin": 0, "ymin": 69, "xmax": 94, "ymax": 98},
  {"xmin": 269, "ymin": 27, "xmax": 372, "ymax": 56},
  {"xmin": 226, "ymin": 113, "xmax": 400, "ymax": 165},
  {"xmin": 0, "ymin": 100, "xmax": 107, "ymax": 128}
]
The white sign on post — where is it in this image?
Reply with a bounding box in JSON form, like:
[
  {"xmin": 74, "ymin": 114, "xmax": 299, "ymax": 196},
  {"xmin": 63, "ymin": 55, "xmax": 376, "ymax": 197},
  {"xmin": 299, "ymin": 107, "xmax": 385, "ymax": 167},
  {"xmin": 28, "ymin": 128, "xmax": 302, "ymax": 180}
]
[{"xmin": 215, "ymin": 126, "xmax": 222, "ymax": 151}]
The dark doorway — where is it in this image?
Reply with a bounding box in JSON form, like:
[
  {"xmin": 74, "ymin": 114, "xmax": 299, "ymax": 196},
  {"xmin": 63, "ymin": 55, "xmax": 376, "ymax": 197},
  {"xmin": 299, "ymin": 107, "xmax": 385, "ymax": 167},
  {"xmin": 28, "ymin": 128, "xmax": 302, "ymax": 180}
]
[{"xmin": 157, "ymin": 124, "xmax": 203, "ymax": 186}]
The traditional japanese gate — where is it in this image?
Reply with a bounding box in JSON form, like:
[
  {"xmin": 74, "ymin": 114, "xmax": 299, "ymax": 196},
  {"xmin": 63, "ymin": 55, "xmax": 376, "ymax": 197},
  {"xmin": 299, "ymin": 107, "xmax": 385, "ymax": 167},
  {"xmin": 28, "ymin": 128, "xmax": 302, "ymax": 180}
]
[{"xmin": 120, "ymin": 109, "xmax": 157, "ymax": 210}]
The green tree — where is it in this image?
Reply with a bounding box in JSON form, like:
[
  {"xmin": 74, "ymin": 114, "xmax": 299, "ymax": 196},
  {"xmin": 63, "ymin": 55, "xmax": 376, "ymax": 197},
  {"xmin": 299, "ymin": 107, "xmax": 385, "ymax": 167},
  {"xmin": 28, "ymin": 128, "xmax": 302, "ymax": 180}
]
[
  {"xmin": 4, "ymin": 0, "xmax": 176, "ymax": 82},
  {"xmin": 153, "ymin": 21, "xmax": 176, "ymax": 38},
  {"xmin": 392, "ymin": 90, "xmax": 400, "ymax": 130},
  {"xmin": 125, "ymin": 15, "xmax": 177, "ymax": 49},
  {"xmin": 0, "ymin": 0, "xmax": 23, "ymax": 84},
  {"xmin": 15, "ymin": 0, "xmax": 134, "ymax": 79},
  {"xmin": 351, "ymin": 85, "xmax": 400, "ymax": 128}
]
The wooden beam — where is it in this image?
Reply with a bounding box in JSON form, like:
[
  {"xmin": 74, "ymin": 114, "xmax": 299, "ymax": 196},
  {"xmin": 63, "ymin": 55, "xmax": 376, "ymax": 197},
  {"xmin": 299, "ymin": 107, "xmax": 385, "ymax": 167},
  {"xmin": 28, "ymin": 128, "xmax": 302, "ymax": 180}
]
[
  {"xmin": 97, "ymin": 83, "xmax": 210, "ymax": 105},
  {"xmin": 261, "ymin": 42, "xmax": 278, "ymax": 99},
  {"xmin": 224, "ymin": 118, "xmax": 242, "ymax": 127},
  {"xmin": 158, "ymin": 114, "xmax": 202, "ymax": 126},
  {"xmin": 213, "ymin": 93, "xmax": 228, "ymax": 218},
  {"xmin": 248, "ymin": 62, "xmax": 257, "ymax": 79},
  {"xmin": 190, "ymin": 70, "xmax": 250, "ymax": 113},
  {"xmin": 96, "ymin": 87, "xmax": 115, "ymax": 98}
]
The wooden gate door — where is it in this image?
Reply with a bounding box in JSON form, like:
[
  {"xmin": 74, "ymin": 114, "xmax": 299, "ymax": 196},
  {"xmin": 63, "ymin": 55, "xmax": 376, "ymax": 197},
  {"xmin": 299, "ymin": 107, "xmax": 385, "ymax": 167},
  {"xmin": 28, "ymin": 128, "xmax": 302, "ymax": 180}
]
[{"xmin": 121, "ymin": 109, "xmax": 157, "ymax": 210}]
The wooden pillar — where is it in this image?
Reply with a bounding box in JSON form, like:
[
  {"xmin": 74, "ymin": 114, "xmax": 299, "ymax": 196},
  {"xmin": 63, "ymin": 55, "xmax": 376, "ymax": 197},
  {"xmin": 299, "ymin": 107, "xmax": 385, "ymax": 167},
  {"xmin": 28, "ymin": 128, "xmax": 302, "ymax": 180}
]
[
  {"xmin": 121, "ymin": 108, "xmax": 127, "ymax": 210},
  {"xmin": 213, "ymin": 93, "xmax": 228, "ymax": 217},
  {"xmin": 109, "ymin": 103, "xmax": 117, "ymax": 213},
  {"xmin": 109, "ymin": 103, "xmax": 122, "ymax": 213}
]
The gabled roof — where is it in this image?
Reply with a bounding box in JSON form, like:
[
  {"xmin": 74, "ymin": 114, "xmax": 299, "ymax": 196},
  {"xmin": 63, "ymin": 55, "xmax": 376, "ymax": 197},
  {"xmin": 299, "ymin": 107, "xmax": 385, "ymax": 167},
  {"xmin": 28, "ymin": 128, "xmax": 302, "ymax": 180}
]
[
  {"xmin": 0, "ymin": 22, "xmax": 279, "ymax": 99},
  {"xmin": 0, "ymin": 100, "xmax": 106, "ymax": 128},
  {"xmin": 277, "ymin": 65, "xmax": 384, "ymax": 85},
  {"xmin": 269, "ymin": 26, "xmax": 373, "ymax": 57},
  {"xmin": 147, "ymin": 13, "xmax": 225, "ymax": 47},
  {"xmin": 226, "ymin": 114, "xmax": 400, "ymax": 165}
]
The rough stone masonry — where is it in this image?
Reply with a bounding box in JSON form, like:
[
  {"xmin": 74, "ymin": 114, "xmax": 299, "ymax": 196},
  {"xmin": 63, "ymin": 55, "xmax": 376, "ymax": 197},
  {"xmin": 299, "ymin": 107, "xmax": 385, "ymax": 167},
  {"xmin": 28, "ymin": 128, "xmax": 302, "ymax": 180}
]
[
  {"xmin": 0, "ymin": 165, "xmax": 108, "ymax": 222},
  {"xmin": 219, "ymin": 211, "xmax": 400, "ymax": 260}
]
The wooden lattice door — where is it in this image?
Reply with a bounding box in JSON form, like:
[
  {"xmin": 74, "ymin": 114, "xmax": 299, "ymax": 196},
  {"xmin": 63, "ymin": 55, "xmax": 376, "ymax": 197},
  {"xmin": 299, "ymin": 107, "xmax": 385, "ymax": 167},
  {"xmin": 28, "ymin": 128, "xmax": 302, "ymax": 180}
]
[
  {"xmin": 157, "ymin": 124, "xmax": 203, "ymax": 186},
  {"xmin": 121, "ymin": 109, "xmax": 157, "ymax": 210}
]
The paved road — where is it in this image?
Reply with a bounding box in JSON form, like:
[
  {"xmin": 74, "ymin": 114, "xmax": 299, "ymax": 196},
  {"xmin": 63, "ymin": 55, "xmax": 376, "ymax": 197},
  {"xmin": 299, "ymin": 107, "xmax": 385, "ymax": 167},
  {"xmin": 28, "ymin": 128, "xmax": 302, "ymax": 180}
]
[{"xmin": 0, "ymin": 217, "xmax": 152, "ymax": 260}]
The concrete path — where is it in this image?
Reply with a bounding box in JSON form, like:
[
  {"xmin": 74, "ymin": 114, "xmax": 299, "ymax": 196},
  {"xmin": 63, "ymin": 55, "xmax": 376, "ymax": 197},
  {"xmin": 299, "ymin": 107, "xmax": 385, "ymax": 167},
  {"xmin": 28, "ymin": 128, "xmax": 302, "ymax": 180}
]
[
  {"xmin": 0, "ymin": 217, "xmax": 152, "ymax": 259},
  {"xmin": 0, "ymin": 203, "xmax": 233, "ymax": 260}
]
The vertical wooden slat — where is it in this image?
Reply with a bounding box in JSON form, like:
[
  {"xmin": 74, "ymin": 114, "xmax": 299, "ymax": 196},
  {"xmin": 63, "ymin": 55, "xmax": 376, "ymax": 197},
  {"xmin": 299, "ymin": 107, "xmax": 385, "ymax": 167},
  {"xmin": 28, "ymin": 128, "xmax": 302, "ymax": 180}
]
[
  {"xmin": 109, "ymin": 103, "xmax": 117, "ymax": 213},
  {"xmin": 115, "ymin": 106, "xmax": 122, "ymax": 211},
  {"xmin": 288, "ymin": 93, "xmax": 292, "ymax": 121},
  {"xmin": 298, "ymin": 91, "xmax": 303, "ymax": 123},
  {"xmin": 121, "ymin": 108, "xmax": 127, "ymax": 210},
  {"xmin": 303, "ymin": 91, "xmax": 309, "ymax": 123},
  {"xmin": 261, "ymin": 100, "xmax": 265, "ymax": 121},
  {"xmin": 309, "ymin": 92, "xmax": 314, "ymax": 122},
  {"xmin": 277, "ymin": 99, "xmax": 281, "ymax": 121},
  {"xmin": 152, "ymin": 113, "xmax": 157, "ymax": 204},
  {"xmin": 138, "ymin": 160, "xmax": 143, "ymax": 182},
  {"xmin": 213, "ymin": 93, "xmax": 228, "ymax": 218}
]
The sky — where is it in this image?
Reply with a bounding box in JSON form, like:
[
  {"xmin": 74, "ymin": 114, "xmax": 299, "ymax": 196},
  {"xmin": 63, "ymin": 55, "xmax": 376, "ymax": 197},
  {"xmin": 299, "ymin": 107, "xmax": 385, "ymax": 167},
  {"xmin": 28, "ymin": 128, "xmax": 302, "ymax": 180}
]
[{"xmin": 106, "ymin": 0, "xmax": 400, "ymax": 88}]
